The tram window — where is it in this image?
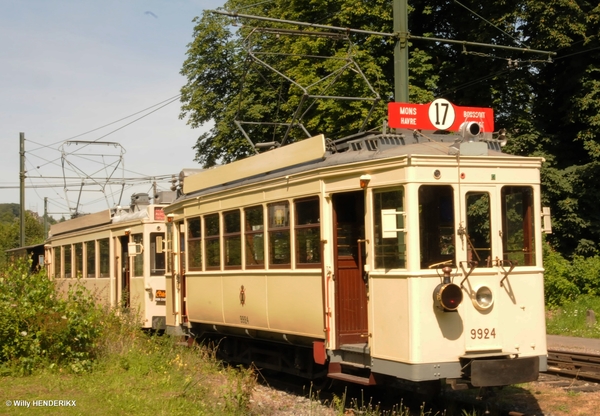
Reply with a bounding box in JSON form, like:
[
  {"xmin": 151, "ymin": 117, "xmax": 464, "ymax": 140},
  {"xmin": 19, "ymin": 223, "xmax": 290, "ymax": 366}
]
[
  {"xmin": 165, "ymin": 222, "xmax": 173, "ymax": 274},
  {"xmin": 150, "ymin": 233, "xmax": 166, "ymax": 275},
  {"xmin": 64, "ymin": 245, "xmax": 72, "ymax": 278},
  {"xmin": 419, "ymin": 185, "xmax": 455, "ymax": 269},
  {"xmin": 295, "ymin": 198, "xmax": 321, "ymax": 266},
  {"xmin": 54, "ymin": 246, "xmax": 61, "ymax": 278},
  {"xmin": 187, "ymin": 217, "xmax": 202, "ymax": 271},
  {"xmin": 99, "ymin": 238, "xmax": 110, "ymax": 277},
  {"xmin": 245, "ymin": 206, "xmax": 265, "ymax": 268},
  {"xmin": 132, "ymin": 234, "xmax": 144, "ymax": 277},
  {"xmin": 502, "ymin": 186, "xmax": 535, "ymax": 266},
  {"xmin": 74, "ymin": 243, "xmax": 83, "ymax": 278},
  {"xmin": 373, "ymin": 189, "xmax": 406, "ymax": 269},
  {"xmin": 268, "ymin": 201, "xmax": 291, "ymax": 267},
  {"xmin": 224, "ymin": 210, "xmax": 241, "ymax": 268},
  {"xmin": 86, "ymin": 241, "xmax": 96, "ymax": 278},
  {"xmin": 466, "ymin": 192, "xmax": 492, "ymax": 267},
  {"xmin": 205, "ymin": 214, "xmax": 221, "ymax": 269}
]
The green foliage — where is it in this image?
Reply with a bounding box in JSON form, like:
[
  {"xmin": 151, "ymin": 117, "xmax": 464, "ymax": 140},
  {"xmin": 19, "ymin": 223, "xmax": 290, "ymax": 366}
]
[
  {"xmin": 0, "ymin": 258, "xmax": 104, "ymax": 374},
  {"xmin": 543, "ymin": 242, "xmax": 600, "ymax": 308}
]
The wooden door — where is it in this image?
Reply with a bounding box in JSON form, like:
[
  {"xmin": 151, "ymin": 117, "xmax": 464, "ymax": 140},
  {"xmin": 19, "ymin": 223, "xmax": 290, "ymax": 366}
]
[{"xmin": 333, "ymin": 191, "xmax": 368, "ymax": 346}]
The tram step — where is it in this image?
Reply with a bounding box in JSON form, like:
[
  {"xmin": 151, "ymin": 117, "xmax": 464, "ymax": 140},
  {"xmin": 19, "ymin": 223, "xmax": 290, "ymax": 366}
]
[
  {"xmin": 328, "ymin": 371, "xmax": 376, "ymax": 386},
  {"xmin": 328, "ymin": 362, "xmax": 376, "ymax": 386}
]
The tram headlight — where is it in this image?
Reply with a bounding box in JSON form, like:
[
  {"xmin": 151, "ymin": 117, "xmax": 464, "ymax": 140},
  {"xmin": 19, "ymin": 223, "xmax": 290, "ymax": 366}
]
[
  {"xmin": 433, "ymin": 282, "xmax": 463, "ymax": 312},
  {"xmin": 472, "ymin": 286, "xmax": 494, "ymax": 310}
]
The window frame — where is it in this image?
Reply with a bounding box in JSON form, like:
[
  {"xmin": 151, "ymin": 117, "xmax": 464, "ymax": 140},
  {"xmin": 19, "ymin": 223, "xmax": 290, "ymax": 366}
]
[
  {"xmin": 501, "ymin": 186, "xmax": 536, "ymax": 267},
  {"xmin": 244, "ymin": 205, "xmax": 266, "ymax": 269},
  {"xmin": 373, "ymin": 187, "xmax": 406, "ymax": 270},
  {"xmin": 150, "ymin": 232, "xmax": 166, "ymax": 276},
  {"xmin": 294, "ymin": 197, "xmax": 321, "ymax": 268},
  {"xmin": 268, "ymin": 201, "xmax": 291, "ymax": 269},
  {"xmin": 187, "ymin": 216, "xmax": 202, "ymax": 271},
  {"xmin": 204, "ymin": 213, "xmax": 221, "ymax": 270},
  {"xmin": 223, "ymin": 209, "xmax": 242, "ymax": 270},
  {"xmin": 86, "ymin": 240, "xmax": 96, "ymax": 278},
  {"xmin": 98, "ymin": 238, "xmax": 110, "ymax": 278}
]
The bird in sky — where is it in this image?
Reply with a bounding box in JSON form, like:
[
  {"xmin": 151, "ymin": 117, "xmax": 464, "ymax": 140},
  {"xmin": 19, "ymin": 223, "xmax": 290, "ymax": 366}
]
[{"xmin": 145, "ymin": 11, "xmax": 158, "ymax": 18}]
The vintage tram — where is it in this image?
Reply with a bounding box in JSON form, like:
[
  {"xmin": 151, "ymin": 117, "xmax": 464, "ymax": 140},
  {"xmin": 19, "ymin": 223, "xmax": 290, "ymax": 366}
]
[
  {"xmin": 45, "ymin": 192, "xmax": 174, "ymax": 330},
  {"xmin": 163, "ymin": 120, "xmax": 549, "ymax": 390}
]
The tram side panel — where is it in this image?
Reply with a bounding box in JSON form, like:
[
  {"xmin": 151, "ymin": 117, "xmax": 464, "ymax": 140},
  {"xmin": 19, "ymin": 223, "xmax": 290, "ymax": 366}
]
[{"xmin": 186, "ymin": 271, "xmax": 324, "ymax": 341}]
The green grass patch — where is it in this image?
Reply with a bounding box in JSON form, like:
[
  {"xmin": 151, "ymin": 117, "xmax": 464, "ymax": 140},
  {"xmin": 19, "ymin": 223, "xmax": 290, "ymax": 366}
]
[{"xmin": 546, "ymin": 295, "xmax": 600, "ymax": 338}]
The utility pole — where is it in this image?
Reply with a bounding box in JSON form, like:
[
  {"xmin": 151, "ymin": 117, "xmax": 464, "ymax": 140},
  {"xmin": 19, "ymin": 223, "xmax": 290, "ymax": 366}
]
[
  {"xmin": 19, "ymin": 132, "xmax": 26, "ymax": 247},
  {"xmin": 44, "ymin": 197, "xmax": 49, "ymax": 239},
  {"xmin": 393, "ymin": 0, "xmax": 409, "ymax": 103}
]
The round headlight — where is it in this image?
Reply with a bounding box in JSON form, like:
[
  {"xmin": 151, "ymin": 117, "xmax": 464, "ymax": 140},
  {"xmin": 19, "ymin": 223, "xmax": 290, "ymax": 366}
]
[
  {"xmin": 473, "ymin": 286, "xmax": 494, "ymax": 310},
  {"xmin": 433, "ymin": 283, "xmax": 463, "ymax": 311}
]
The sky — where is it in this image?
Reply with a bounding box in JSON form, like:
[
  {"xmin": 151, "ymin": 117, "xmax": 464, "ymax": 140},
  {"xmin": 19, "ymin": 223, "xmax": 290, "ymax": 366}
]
[{"xmin": 0, "ymin": 0, "xmax": 225, "ymax": 218}]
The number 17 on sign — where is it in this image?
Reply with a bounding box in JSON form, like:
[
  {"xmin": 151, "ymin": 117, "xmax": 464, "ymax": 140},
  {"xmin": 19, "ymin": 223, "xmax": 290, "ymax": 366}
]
[{"xmin": 428, "ymin": 98, "xmax": 456, "ymax": 130}]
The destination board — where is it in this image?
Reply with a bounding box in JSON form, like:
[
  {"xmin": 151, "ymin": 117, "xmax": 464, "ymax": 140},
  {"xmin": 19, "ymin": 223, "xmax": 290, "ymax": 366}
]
[{"xmin": 388, "ymin": 99, "xmax": 494, "ymax": 132}]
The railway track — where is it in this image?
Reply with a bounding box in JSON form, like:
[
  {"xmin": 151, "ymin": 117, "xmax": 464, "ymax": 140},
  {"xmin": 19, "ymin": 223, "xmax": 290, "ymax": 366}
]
[{"xmin": 546, "ymin": 348, "xmax": 600, "ymax": 383}]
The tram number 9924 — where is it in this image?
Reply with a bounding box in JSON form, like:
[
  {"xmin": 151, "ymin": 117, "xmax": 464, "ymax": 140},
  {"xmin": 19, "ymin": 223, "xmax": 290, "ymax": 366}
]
[{"xmin": 470, "ymin": 328, "xmax": 496, "ymax": 339}]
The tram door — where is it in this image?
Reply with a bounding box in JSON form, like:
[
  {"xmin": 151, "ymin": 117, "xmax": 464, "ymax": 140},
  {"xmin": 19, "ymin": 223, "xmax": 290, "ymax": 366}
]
[
  {"xmin": 332, "ymin": 191, "xmax": 368, "ymax": 346},
  {"xmin": 178, "ymin": 222, "xmax": 188, "ymax": 323},
  {"xmin": 119, "ymin": 235, "xmax": 131, "ymax": 308}
]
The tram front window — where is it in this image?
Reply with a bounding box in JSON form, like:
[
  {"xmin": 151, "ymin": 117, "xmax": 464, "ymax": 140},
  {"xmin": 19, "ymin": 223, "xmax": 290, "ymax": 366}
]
[
  {"xmin": 465, "ymin": 192, "xmax": 492, "ymax": 267},
  {"xmin": 502, "ymin": 186, "xmax": 535, "ymax": 266},
  {"xmin": 150, "ymin": 233, "xmax": 166, "ymax": 275},
  {"xmin": 133, "ymin": 234, "xmax": 144, "ymax": 276},
  {"xmin": 419, "ymin": 185, "xmax": 455, "ymax": 269}
]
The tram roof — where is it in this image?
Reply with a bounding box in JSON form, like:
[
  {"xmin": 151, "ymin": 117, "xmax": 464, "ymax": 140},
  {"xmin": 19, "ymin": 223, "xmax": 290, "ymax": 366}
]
[{"xmin": 179, "ymin": 130, "xmax": 537, "ymax": 200}]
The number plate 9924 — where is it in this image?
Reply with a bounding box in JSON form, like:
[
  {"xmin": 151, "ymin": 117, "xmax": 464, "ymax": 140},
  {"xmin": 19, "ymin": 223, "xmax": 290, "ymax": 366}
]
[{"xmin": 470, "ymin": 328, "xmax": 496, "ymax": 339}]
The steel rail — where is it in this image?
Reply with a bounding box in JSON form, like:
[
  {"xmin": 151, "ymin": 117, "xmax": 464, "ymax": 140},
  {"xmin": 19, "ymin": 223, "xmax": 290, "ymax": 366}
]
[{"xmin": 546, "ymin": 348, "xmax": 600, "ymax": 383}]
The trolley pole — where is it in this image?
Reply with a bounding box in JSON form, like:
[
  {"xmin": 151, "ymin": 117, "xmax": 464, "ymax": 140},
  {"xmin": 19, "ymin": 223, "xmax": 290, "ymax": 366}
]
[{"xmin": 19, "ymin": 132, "xmax": 26, "ymax": 247}]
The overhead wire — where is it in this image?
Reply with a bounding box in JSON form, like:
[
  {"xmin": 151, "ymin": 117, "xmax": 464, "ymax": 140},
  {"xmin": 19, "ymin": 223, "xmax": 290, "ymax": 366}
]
[
  {"xmin": 27, "ymin": 94, "xmax": 182, "ymax": 152},
  {"xmin": 21, "ymin": 93, "xmax": 184, "ymax": 216},
  {"xmin": 453, "ymin": 0, "xmax": 527, "ymax": 48}
]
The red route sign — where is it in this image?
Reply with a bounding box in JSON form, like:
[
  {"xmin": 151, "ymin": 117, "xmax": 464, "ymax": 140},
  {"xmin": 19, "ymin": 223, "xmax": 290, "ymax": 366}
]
[{"xmin": 388, "ymin": 99, "xmax": 494, "ymax": 132}]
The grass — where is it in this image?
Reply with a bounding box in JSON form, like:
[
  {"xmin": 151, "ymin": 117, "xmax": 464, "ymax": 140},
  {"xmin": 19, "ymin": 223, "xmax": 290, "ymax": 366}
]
[
  {"xmin": 546, "ymin": 295, "xmax": 600, "ymax": 338},
  {"xmin": 2, "ymin": 297, "xmax": 594, "ymax": 416},
  {"xmin": 1, "ymin": 331, "xmax": 257, "ymax": 416},
  {"xmin": 1, "ymin": 324, "xmax": 444, "ymax": 416}
]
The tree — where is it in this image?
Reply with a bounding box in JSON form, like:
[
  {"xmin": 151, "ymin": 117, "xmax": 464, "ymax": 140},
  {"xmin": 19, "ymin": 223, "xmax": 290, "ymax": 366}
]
[
  {"xmin": 0, "ymin": 210, "xmax": 46, "ymax": 269},
  {"xmin": 179, "ymin": 0, "xmax": 600, "ymax": 258},
  {"xmin": 515, "ymin": 0, "xmax": 600, "ymax": 256}
]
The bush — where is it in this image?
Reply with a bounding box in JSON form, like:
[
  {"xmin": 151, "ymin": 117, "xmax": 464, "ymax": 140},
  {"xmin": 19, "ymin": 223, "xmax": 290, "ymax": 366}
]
[
  {"xmin": 0, "ymin": 258, "xmax": 105, "ymax": 374},
  {"xmin": 543, "ymin": 243, "xmax": 580, "ymax": 308},
  {"xmin": 543, "ymin": 242, "xmax": 600, "ymax": 308}
]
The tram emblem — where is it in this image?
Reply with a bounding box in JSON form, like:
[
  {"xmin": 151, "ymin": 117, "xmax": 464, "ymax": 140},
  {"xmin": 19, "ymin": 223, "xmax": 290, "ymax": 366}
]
[{"xmin": 239, "ymin": 285, "xmax": 246, "ymax": 306}]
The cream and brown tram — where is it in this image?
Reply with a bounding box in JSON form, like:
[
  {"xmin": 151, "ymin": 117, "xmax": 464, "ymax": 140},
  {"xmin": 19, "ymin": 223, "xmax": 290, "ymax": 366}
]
[
  {"xmin": 164, "ymin": 127, "xmax": 549, "ymax": 391},
  {"xmin": 45, "ymin": 193, "xmax": 174, "ymax": 330}
]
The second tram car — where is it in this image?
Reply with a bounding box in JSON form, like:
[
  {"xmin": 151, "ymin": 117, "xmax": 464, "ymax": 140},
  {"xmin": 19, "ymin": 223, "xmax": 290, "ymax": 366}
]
[
  {"xmin": 163, "ymin": 126, "xmax": 549, "ymax": 391},
  {"xmin": 45, "ymin": 192, "xmax": 174, "ymax": 330}
]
